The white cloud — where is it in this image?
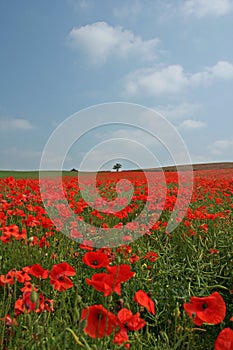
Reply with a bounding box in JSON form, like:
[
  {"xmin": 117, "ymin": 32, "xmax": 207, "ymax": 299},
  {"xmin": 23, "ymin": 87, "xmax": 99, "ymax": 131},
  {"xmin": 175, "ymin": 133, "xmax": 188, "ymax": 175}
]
[
  {"xmin": 123, "ymin": 61, "xmax": 233, "ymax": 97},
  {"xmin": 208, "ymin": 139, "xmax": 233, "ymax": 155},
  {"xmin": 156, "ymin": 102, "xmax": 201, "ymax": 120},
  {"xmin": 124, "ymin": 65, "xmax": 188, "ymax": 96},
  {"xmin": 208, "ymin": 60, "xmax": 233, "ymax": 80},
  {"xmin": 182, "ymin": 0, "xmax": 233, "ymax": 18},
  {"xmin": 190, "ymin": 61, "xmax": 233, "ymax": 85},
  {"xmin": 0, "ymin": 118, "xmax": 36, "ymax": 131},
  {"xmin": 179, "ymin": 119, "xmax": 206, "ymax": 129},
  {"xmin": 67, "ymin": 22, "xmax": 159, "ymax": 64}
]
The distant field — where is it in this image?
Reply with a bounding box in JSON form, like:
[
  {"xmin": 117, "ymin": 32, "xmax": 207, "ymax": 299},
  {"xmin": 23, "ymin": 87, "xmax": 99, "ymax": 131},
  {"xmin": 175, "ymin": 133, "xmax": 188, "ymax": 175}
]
[
  {"xmin": 0, "ymin": 162, "xmax": 233, "ymax": 179},
  {"xmin": 0, "ymin": 170, "xmax": 75, "ymax": 179}
]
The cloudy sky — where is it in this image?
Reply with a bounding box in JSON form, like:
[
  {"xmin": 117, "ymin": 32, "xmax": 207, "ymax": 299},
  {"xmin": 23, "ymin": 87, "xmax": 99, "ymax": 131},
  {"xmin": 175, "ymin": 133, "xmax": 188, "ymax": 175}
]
[{"xmin": 0, "ymin": 0, "xmax": 233, "ymax": 170}]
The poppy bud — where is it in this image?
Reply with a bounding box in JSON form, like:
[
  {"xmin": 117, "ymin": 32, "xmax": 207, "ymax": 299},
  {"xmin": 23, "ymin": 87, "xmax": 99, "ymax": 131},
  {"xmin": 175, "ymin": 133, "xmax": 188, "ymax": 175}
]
[
  {"xmin": 116, "ymin": 299, "xmax": 124, "ymax": 312},
  {"xmin": 30, "ymin": 289, "xmax": 38, "ymax": 304}
]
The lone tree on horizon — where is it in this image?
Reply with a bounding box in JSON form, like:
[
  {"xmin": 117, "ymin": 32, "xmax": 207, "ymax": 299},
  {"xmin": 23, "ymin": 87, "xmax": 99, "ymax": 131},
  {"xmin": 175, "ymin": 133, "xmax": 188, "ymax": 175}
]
[{"xmin": 112, "ymin": 163, "xmax": 122, "ymax": 172}]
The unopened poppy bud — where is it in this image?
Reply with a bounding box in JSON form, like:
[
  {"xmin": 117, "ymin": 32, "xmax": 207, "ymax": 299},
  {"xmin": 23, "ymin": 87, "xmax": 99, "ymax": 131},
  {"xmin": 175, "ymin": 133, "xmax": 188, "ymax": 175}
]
[
  {"xmin": 30, "ymin": 289, "xmax": 39, "ymax": 304},
  {"xmin": 116, "ymin": 299, "xmax": 124, "ymax": 312}
]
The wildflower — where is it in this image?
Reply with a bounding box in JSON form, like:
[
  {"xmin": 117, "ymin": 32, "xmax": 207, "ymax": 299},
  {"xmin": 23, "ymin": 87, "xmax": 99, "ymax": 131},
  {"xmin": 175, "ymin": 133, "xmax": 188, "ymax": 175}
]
[
  {"xmin": 129, "ymin": 254, "xmax": 140, "ymax": 263},
  {"xmin": 214, "ymin": 327, "xmax": 233, "ymax": 350},
  {"xmin": 15, "ymin": 270, "xmax": 31, "ymax": 283},
  {"xmin": 183, "ymin": 291, "xmax": 226, "ymax": 326},
  {"xmin": 114, "ymin": 328, "xmax": 129, "ymax": 348},
  {"xmin": 26, "ymin": 264, "xmax": 49, "ymax": 279},
  {"xmin": 0, "ymin": 315, "xmax": 18, "ymax": 326},
  {"xmin": 86, "ymin": 264, "xmax": 134, "ymax": 296},
  {"xmin": 144, "ymin": 251, "xmax": 159, "ymax": 262},
  {"xmin": 81, "ymin": 304, "xmax": 118, "ymax": 338},
  {"xmin": 134, "ymin": 290, "xmax": 155, "ymax": 315},
  {"xmin": 15, "ymin": 292, "xmax": 37, "ymax": 315},
  {"xmin": 0, "ymin": 270, "xmax": 16, "ymax": 286},
  {"xmin": 209, "ymin": 248, "xmax": 219, "ymax": 254},
  {"xmin": 117, "ymin": 308, "xmax": 146, "ymax": 331},
  {"xmin": 20, "ymin": 282, "xmax": 38, "ymax": 292},
  {"xmin": 114, "ymin": 308, "xmax": 146, "ymax": 348},
  {"xmin": 106, "ymin": 264, "xmax": 135, "ymax": 283},
  {"xmin": 50, "ymin": 262, "xmax": 76, "ymax": 292},
  {"xmin": 82, "ymin": 251, "xmax": 110, "ymax": 269}
]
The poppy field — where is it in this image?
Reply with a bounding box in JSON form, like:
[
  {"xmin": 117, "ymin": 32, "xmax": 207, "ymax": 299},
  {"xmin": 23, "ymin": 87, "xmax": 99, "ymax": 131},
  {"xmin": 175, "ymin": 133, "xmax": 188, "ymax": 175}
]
[{"xmin": 0, "ymin": 169, "xmax": 233, "ymax": 349}]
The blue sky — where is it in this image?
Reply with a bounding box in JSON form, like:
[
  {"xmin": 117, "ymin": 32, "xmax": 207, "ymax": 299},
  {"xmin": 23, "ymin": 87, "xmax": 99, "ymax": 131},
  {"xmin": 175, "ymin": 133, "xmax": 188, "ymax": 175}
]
[{"xmin": 0, "ymin": 0, "xmax": 233, "ymax": 170}]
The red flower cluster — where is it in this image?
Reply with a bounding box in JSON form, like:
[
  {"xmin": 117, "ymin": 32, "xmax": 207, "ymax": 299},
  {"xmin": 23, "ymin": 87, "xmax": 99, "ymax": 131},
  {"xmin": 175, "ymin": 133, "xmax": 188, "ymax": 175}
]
[
  {"xmin": 114, "ymin": 308, "xmax": 146, "ymax": 348},
  {"xmin": 0, "ymin": 261, "xmax": 76, "ymax": 325},
  {"xmin": 15, "ymin": 290, "xmax": 54, "ymax": 315},
  {"xmin": 81, "ymin": 304, "xmax": 147, "ymax": 348},
  {"xmin": 0, "ymin": 224, "xmax": 26, "ymax": 243},
  {"xmin": 81, "ymin": 288, "xmax": 155, "ymax": 347}
]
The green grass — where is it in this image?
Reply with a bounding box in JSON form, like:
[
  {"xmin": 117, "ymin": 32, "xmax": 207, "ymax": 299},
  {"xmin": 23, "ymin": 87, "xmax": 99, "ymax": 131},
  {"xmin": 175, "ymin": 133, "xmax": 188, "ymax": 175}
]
[{"xmin": 0, "ymin": 171, "xmax": 78, "ymax": 179}]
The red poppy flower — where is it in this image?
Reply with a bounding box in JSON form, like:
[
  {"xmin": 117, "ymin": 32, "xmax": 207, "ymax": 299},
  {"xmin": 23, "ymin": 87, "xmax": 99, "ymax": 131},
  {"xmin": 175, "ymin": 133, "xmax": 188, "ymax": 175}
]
[
  {"xmin": 86, "ymin": 265, "xmax": 134, "ymax": 296},
  {"xmin": 81, "ymin": 304, "xmax": 118, "ymax": 338},
  {"xmin": 106, "ymin": 264, "xmax": 135, "ymax": 284},
  {"xmin": 0, "ymin": 270, "xmax": 16, "ymax": 286},
  {"xmin": 14, "ymin": 290, "xmax": 53, "ymax": 315},
  {"xmin": 215, "ymin": 328, "xmax": 233, "ymax": 350},
  {"xmin": 36, "ymin": 293, "xmax": 54, "ymax": 313},
  {"xmin": 114, "ymin": 328, "xmax": 129, "ymax": 348},
  {"xmin": 117, "ymin": 308, "xmax": 146, "ymax": 331},
  {"xmin": 114, "ymin": 308, "xmax": 146, "ymax": 348},
  {"xmin": 86, "ymin": 272, "xmax": 119, "ymax": 296},
  {"xmin": 20, "ymin": 282, "xmax": 38, "ymax": 293},
  {"xmin": 183, "ymin": 291, "xmax": 226, "ymax": 326},
  {"xmin": 144, "ymin": 251, "xmax": 159, "ymax": 262},
  {"xmin": 134, "ymin": 290, "xmax": 155, "ymax": 315},
  {"xmin": 27, "ymin": 264, "xmax": 49, "ymax": 279},
  {"xmin": 15, "ymin": 270, "xmax": 31, "ymax": 283},
  {"xmin": 15, "ymin": 291, "xmax": 37, "ymax": 315},
  {"xmin": 82, "ymin": 252, "xmax": 110, "ymax": 268},
  {"xmin": 2, "ymin": 224, "xmax": 19, "ymax": 237},
  {"xmin": 129, "ymin": 254, "xmax": 140, "ymax": 263},
  {"xmin": 0, "ymin": 314, "xmax": 18, "ymax": 326},
  {"xmin": 50, "ymin": 262, "xmax": 76, "ymax": 292}
]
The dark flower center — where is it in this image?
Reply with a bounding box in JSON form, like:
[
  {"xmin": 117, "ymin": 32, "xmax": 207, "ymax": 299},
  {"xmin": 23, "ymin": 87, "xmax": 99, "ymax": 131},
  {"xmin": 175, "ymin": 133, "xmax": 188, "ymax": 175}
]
[
  {"xmin": 202, "ymin": 303, "xmax": 208, "ymax": 310},
  {"xmin": 91, "ymin": 260, "xmax": 99, "ymax": 266}
]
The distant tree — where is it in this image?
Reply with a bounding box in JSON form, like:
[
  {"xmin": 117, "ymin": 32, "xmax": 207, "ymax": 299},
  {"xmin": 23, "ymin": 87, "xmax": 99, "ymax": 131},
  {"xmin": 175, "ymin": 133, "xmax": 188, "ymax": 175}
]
[
  {"xmin": 70, "ymin": 168, "xmax": 78, "ymax": 172},
  {"xmin": 112, "ymin": 163, "xmax": 122, "ymax": 172}
]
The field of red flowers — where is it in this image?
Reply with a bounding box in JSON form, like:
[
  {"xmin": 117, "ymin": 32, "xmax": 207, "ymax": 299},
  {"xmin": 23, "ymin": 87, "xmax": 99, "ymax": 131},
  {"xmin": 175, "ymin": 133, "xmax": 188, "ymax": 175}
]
[{"xmin": 0, "ymin": 169, "xmax": 232, "ymax": 349}]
